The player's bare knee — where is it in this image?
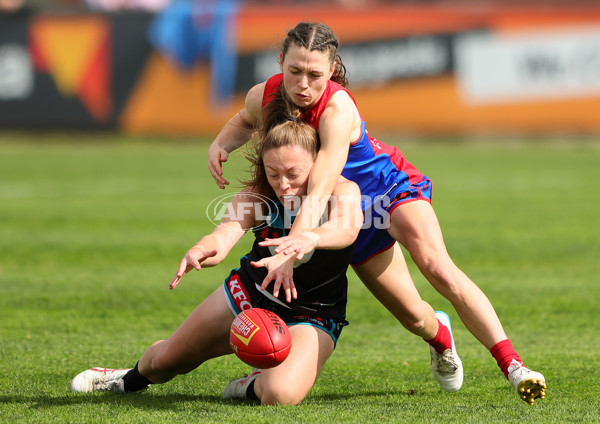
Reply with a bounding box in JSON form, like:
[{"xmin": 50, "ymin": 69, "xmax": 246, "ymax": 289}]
[
  {"xmin": 259, "ymin": 376, "xmax": 307, "ymax": 406},
  {"xmin": 400, "ymin": 312, "xmax": 427, "ymax": 333},
  {"xmin": 149, "ymin": 339, "xmax": 165, "ymax": 348},
  {"xmin": 421, "ymin": 258, "xmax": 462, "ymax": 297},
  {"xmin": 260, "ymin": 385, "xmax": 305, "ymax": 406}
]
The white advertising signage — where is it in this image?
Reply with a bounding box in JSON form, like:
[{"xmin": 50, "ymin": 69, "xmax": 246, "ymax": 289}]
[{"xmin": 455, "ymin": 27, "xmax": 600, "ymax": 105}]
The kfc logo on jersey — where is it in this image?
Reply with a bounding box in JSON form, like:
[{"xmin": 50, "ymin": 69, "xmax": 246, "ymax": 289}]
[{"xmin": 228, "ymin": 274, "xmax": 252, "ymax": 311}]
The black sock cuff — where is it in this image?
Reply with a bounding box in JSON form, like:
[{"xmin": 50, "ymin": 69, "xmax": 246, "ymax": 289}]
[
  {"xmin": 246, "ymin": 379, "xmax": 260, "ymax": 402},
  {"xmin": 122, "ymin": 362, "xmax": 153, "ymax": 393}
]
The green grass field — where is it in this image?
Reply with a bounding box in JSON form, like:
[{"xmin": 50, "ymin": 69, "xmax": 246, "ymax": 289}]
[{"xmin": 1, "ymin": 134, "xmax": 599, "ymax": 423}]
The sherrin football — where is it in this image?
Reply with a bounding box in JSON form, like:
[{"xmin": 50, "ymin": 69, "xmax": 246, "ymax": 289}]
[{"xmin": 229, "ymin": 308, "xmax": 292, "ymax": 369}]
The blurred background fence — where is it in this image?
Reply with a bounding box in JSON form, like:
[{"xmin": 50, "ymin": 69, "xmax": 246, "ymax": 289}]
[{"xmin": 1, "ymin": 0, "xmax": 600, "ymax": 135}]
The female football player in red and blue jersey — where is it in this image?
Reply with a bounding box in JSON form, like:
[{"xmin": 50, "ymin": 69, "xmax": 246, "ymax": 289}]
[{"xmin": 208, "ymin": 22, "xmax": 546, "ymax": 405}]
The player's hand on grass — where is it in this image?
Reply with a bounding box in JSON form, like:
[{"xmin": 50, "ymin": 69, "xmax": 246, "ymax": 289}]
[
  {"xmin": 169, "ymin": 246, "xmax": 218, "ymax": 290},
  {"xmin": 259, "ymin": 232, "xmax": 319, "ymax": 260},
  {"xmin": 208, "ymin": 143, "xmax": 230, "ymax": 189},
  {"xmin": 251, "ymin": 252, "xmax": 297, "ymax": 303}
]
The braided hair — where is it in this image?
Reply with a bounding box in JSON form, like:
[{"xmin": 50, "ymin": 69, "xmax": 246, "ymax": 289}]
[
  {"xmin": 242, "ymin": 23, "xmax": 342, "ymax": 198},
  {"xmin": 280, "ymin": 22, "xmax": 348, "ymax": 88}
]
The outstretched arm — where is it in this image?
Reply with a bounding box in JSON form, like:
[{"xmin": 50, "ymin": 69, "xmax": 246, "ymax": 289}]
[
  {"xmin": 169, "ymin": 188, "xmax": 259, "ymax": 289},
  {"xmin": 208, "ymin": 83, "xmax": 264, "ymax": 188}
]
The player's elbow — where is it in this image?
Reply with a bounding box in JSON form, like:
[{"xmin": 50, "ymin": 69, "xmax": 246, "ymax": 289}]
[
  {"xmin": 346, "ymin": 210, "xmax": 363, "ymax": 245},
  {"xmin": 333, "ymin": 210, "xmax": 362, "ymax": 249},
  {"xmin": 341, "ymin": 227, "xmax": 361, "ymax": 248}
]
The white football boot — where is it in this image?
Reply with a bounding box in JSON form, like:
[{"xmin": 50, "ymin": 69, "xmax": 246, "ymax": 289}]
[
  {"xmin": 507, "ymin": 359, "xmax": 546, "ymax": 405},
  {"xmin": 222, "ymin": 369, "xmax": 262, "ymax": 400},
  {"xmin": 70, "ymin": 367, "xmax": 131, "ymax": 393},
  {"xmin": 430, "ymin": 311, "xmax": 464, "ymax": 392}
]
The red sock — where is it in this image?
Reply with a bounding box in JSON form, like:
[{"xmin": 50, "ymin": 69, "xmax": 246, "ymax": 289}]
[
  {"xmin": 424, "ymin": 318, "xmax": 452, "ymax": 354},
  {"xmin": 490, "ymin": 339, "xmax": 523, "ymax": 379}
]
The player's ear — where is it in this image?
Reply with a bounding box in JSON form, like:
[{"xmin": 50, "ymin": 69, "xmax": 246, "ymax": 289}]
[
  {"xmin": 328, "ymin": 61, "xmax": 336, "ymax": 79},
  {"xmin": 279, "ymin": 53, "xmax": 284, "ymax": 72}
]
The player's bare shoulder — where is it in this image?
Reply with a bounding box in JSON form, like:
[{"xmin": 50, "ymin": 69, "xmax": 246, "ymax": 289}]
[
  {"xmin": 242, "ymin": 82, "xmax": 267, "ymax": 127},
  {"xmin": 322, "ymin": 89, "xmax": 362, "ymax": 139},
  {"xmin": 323, "ymin": 89, "xmax": 355, "ymax": 116}
]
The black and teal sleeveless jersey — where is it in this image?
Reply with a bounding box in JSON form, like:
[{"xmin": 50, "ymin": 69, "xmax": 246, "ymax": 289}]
[{"xmin": 232, "ymin": 200, "xmax": 355, "ymax": 319}]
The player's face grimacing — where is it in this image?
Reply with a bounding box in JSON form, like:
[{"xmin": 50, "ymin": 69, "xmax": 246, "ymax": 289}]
[
  {"xmin": 280, "ymin": 43, "xmax": 335, "ymax": 109},
  {"xmin": 263, "ymin": 145, "xmax": 314, "ymax": 209}
]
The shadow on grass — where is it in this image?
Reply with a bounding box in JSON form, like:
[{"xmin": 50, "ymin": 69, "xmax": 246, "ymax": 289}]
[
  {"xmin": 0, "ymin": 387, "xmax": 417, "ymax": 410},
  {"xmin": 0, "ymin": 392, "xmax": 260, "ymax": 411}
]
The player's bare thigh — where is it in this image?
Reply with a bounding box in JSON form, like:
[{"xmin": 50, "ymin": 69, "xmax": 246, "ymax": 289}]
[
  {"xmin": 387, "ymin": 199, "xmax": 450, "ymax": 263},
  {"xmin": 142, "ymin": 287, "xmax": 234, "ymax": 375},
  {"xmin": 255, "ymin": 324, "xmax": 334, "ymax": 405},
  {"xmin": 352, "ymin": 244, "xmax": 424, "ymax": 319}
]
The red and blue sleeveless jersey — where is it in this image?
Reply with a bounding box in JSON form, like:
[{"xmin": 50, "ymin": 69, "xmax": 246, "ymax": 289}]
[{"xmin": 262, "ymin": 74, "xmax": 426, "ymax": 219}]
